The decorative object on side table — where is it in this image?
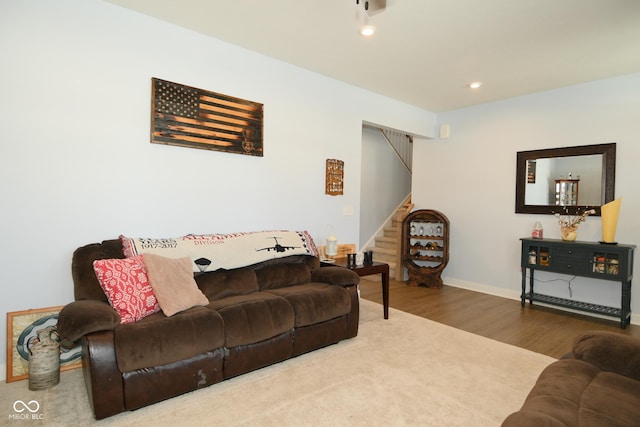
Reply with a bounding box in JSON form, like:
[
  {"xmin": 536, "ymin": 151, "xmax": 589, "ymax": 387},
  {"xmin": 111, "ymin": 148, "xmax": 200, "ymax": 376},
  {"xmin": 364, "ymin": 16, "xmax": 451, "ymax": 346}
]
[
  {"xmin": 323, "ymin": 229, "xmax": 338, "ymax": 262},
  {"xmin": 601, "ymin": 198, "xmax": 622, "ymax": 244},
  {"xmin": 532, "ymin": 221, "xmax": 543, "ymax": 239},
  {"xmin": 554, "ymin": 207, "xmax": 596, "ymax": 241},
  {"xmin": 346, "ymin": 253, "xmax": 357, "ymax": 266}
]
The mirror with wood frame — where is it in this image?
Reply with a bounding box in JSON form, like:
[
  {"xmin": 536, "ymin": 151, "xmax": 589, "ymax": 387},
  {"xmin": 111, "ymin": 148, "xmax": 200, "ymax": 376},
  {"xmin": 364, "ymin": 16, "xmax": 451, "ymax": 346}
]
[{"xmin": 515, "ymin": 143, "xmax": 616, "ymax": 215}]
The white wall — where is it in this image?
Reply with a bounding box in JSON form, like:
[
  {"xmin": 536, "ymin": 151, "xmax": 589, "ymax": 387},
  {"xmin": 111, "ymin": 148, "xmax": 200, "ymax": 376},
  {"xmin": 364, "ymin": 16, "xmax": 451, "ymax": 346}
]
[
  {"xmin": 359, "ymin": 127, "xmax": 412, "ymax": 248},
  {"xmin": 413, "ymin": 73, "xmax": 640, "ymax": 323},
  {"xmin": 0, "ymin": 0, "xmax": 436, "ymax": 380}
]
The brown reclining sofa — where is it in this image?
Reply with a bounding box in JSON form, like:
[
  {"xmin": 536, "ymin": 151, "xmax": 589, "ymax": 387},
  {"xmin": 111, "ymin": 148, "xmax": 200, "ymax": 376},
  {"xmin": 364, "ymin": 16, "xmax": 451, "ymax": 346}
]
[
  {"xmin": 57, "ymin": 238, "xmax": 360, "ymax": 419},
  {"xmin": 502, "ymin": 330, "xmax": 640, "ymax": 426}
]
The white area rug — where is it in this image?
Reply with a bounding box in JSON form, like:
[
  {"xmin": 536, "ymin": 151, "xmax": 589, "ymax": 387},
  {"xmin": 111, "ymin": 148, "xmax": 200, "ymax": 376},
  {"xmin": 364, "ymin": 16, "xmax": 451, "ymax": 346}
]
[{"xmin": 0, "ymin": 300, "xmax": 554, "ymax": 426}]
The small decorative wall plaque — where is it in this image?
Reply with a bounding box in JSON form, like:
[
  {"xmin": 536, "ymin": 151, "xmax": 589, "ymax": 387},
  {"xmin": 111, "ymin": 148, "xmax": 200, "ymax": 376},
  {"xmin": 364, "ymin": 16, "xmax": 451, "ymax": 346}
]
[
  {"xmin": 151, "ymin": 78, "xmax": 264, "ymax": 156},
  {"xmin": 325, "ymin": 159, "xmax": 344, "ymax": 196}
]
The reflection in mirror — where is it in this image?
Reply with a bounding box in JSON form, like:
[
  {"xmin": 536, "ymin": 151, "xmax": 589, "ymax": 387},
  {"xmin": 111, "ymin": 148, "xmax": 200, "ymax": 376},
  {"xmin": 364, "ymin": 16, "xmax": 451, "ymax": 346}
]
[
  {"xmin": 515, "ymin": 143, "xmax": 616, "ymax": 215},
  {"xmin": 524, "ymin": 155, "xmax": 602, "ymax": 206}
]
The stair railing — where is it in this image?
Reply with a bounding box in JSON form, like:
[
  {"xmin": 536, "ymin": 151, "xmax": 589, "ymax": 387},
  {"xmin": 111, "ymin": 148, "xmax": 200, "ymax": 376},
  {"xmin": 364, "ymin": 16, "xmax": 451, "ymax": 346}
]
[{"xmin": 380, "ymin": 128, "xmax": 412, "ymax": 174}]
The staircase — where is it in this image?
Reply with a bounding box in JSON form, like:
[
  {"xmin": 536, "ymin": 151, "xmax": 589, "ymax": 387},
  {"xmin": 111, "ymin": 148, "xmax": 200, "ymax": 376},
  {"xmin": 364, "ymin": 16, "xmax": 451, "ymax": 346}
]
[
  {"xmin": 361, "ymin": 126, "xmax": 413, "ymax": 281},
  {"xmin": 367, "ymin": 196, "xmax": 414, "ymax": 281}
]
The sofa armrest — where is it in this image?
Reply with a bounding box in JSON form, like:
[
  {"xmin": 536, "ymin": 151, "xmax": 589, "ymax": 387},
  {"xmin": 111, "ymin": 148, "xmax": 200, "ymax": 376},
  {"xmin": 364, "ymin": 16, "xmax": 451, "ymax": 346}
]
[
  {"xmin": 572, "ymin": 330, "xmax": 640, "ymax": 381},
  {"xmin": 311, "ymin": 266, "xmax": 359, "ymax": 286},
  {"xmin": 57, "ymin": 300, "xmax": 120, "ymax": 347}
]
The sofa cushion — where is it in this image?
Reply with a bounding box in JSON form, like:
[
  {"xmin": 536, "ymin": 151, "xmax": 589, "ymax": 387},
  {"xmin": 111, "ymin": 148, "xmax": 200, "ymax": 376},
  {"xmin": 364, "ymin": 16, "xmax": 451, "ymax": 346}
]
[
  {"xmin": 114, "ymin": 306, "xmax": 224, "ymax": 372},
  {"xmin": 143, "ymin": 254, "xmax": 209, "ymax": 316},
  {"xmin": 266, "ymin": 283, "xmax": 351, "ymax": 327},
  {"xmin": 208, "ymin": 293, "xmax": 294, "ymax": 348},
  {"xmin": 581, "ymin": 370, "xmax": 640, "ymax": 426},
  {"xmin": 195, "ymin": 268, "xmax": 259, "ymax": 300},
  {"xmin": 502, "ymin": 358, "xmax": 640, "ymax": 427},
  {"xmin": 255, "ymin": 263, "xmax": 311, "ymax": 290},
  {"xmin": 573, "ymin": 330, "xmax": 640, "ymax": 381},
  {"xmin": 93, "ymin": 256, "xmax": 160, "ymax": 324}
]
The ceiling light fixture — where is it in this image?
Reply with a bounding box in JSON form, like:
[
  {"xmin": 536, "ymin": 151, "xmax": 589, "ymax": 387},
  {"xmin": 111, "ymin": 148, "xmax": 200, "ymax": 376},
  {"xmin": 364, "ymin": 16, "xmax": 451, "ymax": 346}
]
[
  {"xmin": 360, "ymin": 25, "xmax": 376, "ymax": 37},
  {"xmin": 468, "ymin": 81, "xmax": 482, "ymax": 89}
]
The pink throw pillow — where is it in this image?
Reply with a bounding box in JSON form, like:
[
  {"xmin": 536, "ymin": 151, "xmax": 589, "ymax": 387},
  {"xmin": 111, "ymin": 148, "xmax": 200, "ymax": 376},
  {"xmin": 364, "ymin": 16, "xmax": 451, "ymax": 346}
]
[{"xmin": 93, "ymin": 256, "xmax": 160, "ymax": 324}]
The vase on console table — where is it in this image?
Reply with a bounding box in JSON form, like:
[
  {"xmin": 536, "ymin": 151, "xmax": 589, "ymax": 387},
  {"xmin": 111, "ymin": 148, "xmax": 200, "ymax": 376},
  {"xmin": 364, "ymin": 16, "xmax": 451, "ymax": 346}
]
[
  {"xmin": 601, "ymin": 198, "xmax": 621, "ymax": 244},
  {"xmin": 555, "ymin": 207, "xmax": 595, "ymax": 242},
  {"xmin": 561, "ymin": 225, "xmax": 578, "ymax": 241}
]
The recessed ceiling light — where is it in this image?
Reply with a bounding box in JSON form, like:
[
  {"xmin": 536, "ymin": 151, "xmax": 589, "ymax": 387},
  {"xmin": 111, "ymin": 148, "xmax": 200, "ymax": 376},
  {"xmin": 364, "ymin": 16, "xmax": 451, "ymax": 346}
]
[
  {"xmin": 468, "ymin": 81, "xmax": 482, "ymax": 89},
  {"xmin": 360, "ymin": 26, "xmax": 376, "ymax": 37}
]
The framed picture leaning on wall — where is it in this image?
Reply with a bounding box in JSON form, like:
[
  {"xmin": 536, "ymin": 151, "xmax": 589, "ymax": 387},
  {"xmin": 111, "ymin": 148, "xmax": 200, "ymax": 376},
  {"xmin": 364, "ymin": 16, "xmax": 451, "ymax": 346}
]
[{"xmin": 6, "ymin": 306, "xmax": 82, "ymax": 382}]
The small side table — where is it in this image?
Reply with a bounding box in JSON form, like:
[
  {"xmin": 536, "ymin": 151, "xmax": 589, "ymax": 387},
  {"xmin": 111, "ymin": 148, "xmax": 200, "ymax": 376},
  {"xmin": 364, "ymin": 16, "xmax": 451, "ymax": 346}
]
[{"xmin": 329, "ymin": 260, "xmax": 390, "ymax": 319}]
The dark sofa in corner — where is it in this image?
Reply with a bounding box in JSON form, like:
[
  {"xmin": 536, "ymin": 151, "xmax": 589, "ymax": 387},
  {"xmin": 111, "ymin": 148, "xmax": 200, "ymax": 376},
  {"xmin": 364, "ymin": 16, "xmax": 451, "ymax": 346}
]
[
  {"xmin": 57, "ymin": 238, "xmax": 359, "ymax": 419},
  {"xmin": 502, "ymin": 330, "xmax": 640, "ymax": 427}
]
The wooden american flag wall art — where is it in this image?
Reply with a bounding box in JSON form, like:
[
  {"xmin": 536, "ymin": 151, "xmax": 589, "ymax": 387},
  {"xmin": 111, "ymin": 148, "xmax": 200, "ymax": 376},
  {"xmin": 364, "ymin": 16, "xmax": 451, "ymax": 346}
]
[{"xmin": 151, "ymin": 78, "xmax": 264, "ymax": 156}]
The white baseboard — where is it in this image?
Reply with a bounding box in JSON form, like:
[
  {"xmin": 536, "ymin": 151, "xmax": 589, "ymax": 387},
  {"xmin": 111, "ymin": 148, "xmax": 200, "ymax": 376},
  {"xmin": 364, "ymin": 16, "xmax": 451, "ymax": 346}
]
[{"xmin": 443, "ymin": 276, "xmax": 521, "ymax": 301}]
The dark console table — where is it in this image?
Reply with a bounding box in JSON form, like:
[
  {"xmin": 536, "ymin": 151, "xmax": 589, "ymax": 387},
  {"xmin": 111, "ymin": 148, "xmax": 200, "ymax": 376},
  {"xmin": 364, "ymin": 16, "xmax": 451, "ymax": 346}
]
[{"xmin": 520, "ymin": 238, "xmax": 635, "ymax": 328}]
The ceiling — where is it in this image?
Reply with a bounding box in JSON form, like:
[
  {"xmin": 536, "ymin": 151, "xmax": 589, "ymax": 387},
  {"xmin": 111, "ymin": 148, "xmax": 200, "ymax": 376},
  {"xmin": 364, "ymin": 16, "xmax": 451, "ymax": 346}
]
[{"xmin": 105, "ymin": 0, "xmax": 640, "ymax": 112}]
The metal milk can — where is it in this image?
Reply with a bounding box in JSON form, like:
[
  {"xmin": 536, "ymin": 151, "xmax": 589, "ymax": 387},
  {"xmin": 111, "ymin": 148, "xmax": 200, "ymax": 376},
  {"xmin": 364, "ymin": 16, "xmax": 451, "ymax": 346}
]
[{"xmin": 28, "ymin": 326, "xmax": 60, "ymax": 390}]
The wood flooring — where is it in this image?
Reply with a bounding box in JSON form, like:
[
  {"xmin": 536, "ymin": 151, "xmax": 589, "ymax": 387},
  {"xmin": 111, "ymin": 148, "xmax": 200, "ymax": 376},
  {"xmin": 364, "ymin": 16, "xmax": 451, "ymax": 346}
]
[{"xmin": 358, "ymin": 277, "xmax": 640, "ymax": 359}]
